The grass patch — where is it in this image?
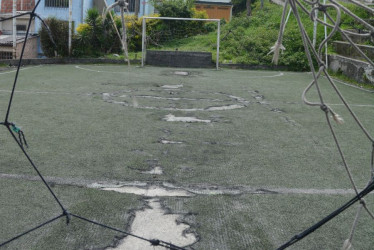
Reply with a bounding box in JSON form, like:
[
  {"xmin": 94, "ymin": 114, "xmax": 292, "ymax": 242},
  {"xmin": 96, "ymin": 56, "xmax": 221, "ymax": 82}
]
[{"xmin": 327, "ymin": 69, "xmax": 374, "ymax": 90}]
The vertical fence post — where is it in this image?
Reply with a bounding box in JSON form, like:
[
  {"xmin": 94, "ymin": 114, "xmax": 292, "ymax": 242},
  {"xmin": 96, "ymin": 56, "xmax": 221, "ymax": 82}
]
[
  {"xmin": 141, "ymin": 17, "xmax": 146, "ymax": 67},
  {"xmin": 216, "ymin": 20, "xmax": 220, "ymax": 70},
  {"xmin": 12, "ymin": 0, "xmax": 16, "ymax": 59},
  {"xmin": 68, "ymin": 0, "xmax": 72, "ymax": 56}
]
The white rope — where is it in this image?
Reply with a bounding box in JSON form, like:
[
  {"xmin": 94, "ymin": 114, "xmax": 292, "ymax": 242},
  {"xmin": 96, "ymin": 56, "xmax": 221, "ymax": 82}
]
[{"xmin": 273, "ymin": 0, "xmax": 374, "ymax": 247}]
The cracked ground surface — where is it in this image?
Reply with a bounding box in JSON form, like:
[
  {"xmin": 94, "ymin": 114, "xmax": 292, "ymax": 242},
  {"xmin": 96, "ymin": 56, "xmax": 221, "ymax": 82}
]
[{"xmin": 1, "ymin": 65, "xmax": 374, "ymax": 249}]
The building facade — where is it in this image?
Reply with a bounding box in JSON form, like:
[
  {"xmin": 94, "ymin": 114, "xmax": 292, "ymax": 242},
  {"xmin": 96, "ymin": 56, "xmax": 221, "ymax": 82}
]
[{"xmin": 195, "ymin": 0, "xmax": 232, "ymax": 22}]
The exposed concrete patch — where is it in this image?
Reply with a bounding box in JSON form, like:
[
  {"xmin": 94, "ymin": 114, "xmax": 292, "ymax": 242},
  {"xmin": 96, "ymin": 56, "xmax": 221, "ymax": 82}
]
[
  {"xmin": 161, "ymin": 84, "xmax": 183, "ymax": 89},
  {"xmin": 205, "ymin": 104, "xmax": 245, "ymax": 111},
  {"xmin": 174, "ymin": 71, "xmax": 189, "ymax": 76},
  {"xmin": 159, "ymin": 138, "xmax": 183, "ymax": 144},
  {"xmin": 227, "ymin": 95, "xmax": 248, "ymax": 103},
  {"xmin": 140, "ymin": 166, "xmax": 163, "ymax": 175},
  {"xmin": 281, "ymin": 116, "xmax": 302, "ymax": 127},
  {"xmin": 102, "ymin": 92, "xmax": 112, "ymax": 100},
  {"xmin": 109, "ymin": 199, "xmax": 196, "ymax": 250},
  {"xmin": 97, "ymin": 184, "xmax": 193, "ymax": 197},
  {"xmin": 134, "ymin": 95, "xmax": 198, "ymax": 101},
  {"xmin": 163, "ymin": 114, "xmax": 211, "ymax": 123},
  {"xmin": 271, "ymin": 108, "xmax": 284, "ymax": 113},
  {"xmin": 254, "ymin": 95, "xmax": 264, "ymax": 101},
  {"xmin": 102, "ymin": 90, "xmax": 249, "ymax": 111}
]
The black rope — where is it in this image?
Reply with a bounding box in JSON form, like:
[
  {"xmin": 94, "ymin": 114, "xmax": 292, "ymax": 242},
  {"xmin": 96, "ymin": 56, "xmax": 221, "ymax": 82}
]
[
  {"xmin": 34, "ymin": 13, "xmax": 58, "ymax": 57},
  {"xmin": 4, "ymin": 13, "xmax": 35, "ymax": 123},
  {"xmin": 277, "ymin": 180, "xmax": 374, "ymax": 249},
  {"xmin": 5, "ymin": 124, "xmax": 67, "ymax": 212},
  {"xmin": 0, "ymin": 12, "xmax": 32, "ymax": 22},
  {"xmin": 0, "ymin": 214, "xmax": 64, "ymax": 247},
  {"xmin": 0, "ymin": 1, "xmax": 187, "ymax": 249}
]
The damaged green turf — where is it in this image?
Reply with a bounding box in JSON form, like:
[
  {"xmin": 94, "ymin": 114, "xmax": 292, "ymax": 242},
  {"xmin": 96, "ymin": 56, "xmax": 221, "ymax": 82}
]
[{"xmin": 1, "ymin": 64, "xmax": 373, "ymax": 249}]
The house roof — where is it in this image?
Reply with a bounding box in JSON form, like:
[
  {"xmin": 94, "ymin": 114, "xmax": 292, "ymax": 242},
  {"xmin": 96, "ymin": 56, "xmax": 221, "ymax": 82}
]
[
  {"xmin": 195, "ymin": 0, "xmax": 232, "ymax": 5},
  {"xmin": 0, "ymin": 35, "xmax": 30, "ymax": 46}
]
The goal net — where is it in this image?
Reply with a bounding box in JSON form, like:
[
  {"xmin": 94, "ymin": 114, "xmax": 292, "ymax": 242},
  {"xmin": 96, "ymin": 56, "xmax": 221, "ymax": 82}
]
[{"xmin": 141, "ymin": 17, "xmax": 221, "ymax": 69}]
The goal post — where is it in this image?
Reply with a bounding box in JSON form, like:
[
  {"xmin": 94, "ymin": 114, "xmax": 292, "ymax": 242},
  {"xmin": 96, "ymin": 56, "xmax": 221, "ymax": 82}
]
[{"xmin": 141, "ymin": 16, "xmax": 220, "ymax": 70}]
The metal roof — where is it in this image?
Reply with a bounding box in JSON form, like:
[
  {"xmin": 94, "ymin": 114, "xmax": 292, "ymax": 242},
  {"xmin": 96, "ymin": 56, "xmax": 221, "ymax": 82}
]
[{"xmin": 0, "ymin": 35, "xmax": 30, "ymax": 46}]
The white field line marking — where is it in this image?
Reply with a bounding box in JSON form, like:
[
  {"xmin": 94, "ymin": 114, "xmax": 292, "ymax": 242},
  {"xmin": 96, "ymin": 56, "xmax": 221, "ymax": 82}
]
[
  {"xmin": 75, "ymin": 65, "xmax": 130, "ymax": 74},
  {"xmin": 0, "ymin": 89, "xmax": 73, "ymax": 95},
  {"xmin": 0, "ymin": 173, "xmax": 368, "ymax": 196},
  {"xmin": 251, "ymin": 99, "xmax": 374, "ymax": 108},
  {"xmin": 163, "ymin": 114, "xmax": 211, "ymax": 123},
  {"xmin": 0, "ymin": 65, "xmax": 43, "ymax": 75},
  {"xmin": 327, "ymin": 103, "xmax": 374, "ymax": 108},
  {"xmin": 323, "ymin": 75, "xmax": 374, "ymax": 93}
]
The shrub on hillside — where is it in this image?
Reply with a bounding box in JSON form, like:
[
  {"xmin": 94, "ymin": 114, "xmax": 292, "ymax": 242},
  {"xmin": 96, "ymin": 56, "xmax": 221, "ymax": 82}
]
[{"xmin": 220, "ymin": 2, "xmax": 320, "ymax": 70}]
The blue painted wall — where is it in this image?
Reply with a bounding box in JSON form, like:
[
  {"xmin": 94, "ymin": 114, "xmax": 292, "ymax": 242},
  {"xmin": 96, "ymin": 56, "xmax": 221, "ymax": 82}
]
[
  {"xmin": 34, "ymin": 0, "xmax": 154, "ymax": 55},
  {"xmin": 34, "ymin": 0, "xmax": 93, "ymax": 54},
  {"xmin": 106, "ymin": 0, "xmax": 155, "ymax": 18}
]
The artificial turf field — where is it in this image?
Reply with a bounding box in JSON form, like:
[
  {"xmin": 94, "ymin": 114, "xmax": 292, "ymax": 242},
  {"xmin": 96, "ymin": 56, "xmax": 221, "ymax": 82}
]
[{"xmin": 0, "ymin": 64, "xmax": 373, "ymax": 249}]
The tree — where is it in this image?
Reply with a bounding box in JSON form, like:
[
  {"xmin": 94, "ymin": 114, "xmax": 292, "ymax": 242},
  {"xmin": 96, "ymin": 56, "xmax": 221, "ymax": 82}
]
[{"xmin": 246, "ymin": 0, "xmax": 251, "ymax": 16}]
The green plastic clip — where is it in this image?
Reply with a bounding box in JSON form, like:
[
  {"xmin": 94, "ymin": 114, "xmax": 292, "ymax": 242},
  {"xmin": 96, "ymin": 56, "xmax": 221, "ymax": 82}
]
[{"xmin": 11, "ymin": 124, "xmax": 21, "ymax": 133}]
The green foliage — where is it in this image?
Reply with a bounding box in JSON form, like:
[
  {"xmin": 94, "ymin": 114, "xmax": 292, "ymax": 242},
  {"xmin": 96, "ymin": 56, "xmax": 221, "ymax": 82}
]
[
  {"xmin": 40, "ymin": 9, "xmax": 122, "ymax": 58},
  {"xmin": 334, "ymin": 2, "xmax": 372, "ymax": 31},
  {"xmin": 147, "ymin": 0, "xmax": 210, "ymax": 45},
  {"xmin": 219, "ymin": 1, "xmax": 328, "ymax": 70},
  {"xmin": 232, "ymin": 0, "xmax": 256, "ymax": 16},
  {"xmin": 39, "ymin": 17, "xmax": 70, "ymax": 57},
  {"xmin": 73, "ymin": 8, "xmax": 121, "ymax": 57},
  {"xmin": 152, "ymin": 0, "xmax": 195, "ymax": 18}
]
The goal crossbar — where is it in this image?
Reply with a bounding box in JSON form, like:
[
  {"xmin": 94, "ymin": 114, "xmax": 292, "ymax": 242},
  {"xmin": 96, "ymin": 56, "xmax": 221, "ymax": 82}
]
[{"xmin": 141, "ymin": 16, "xmax": 221, "ymax": 70}]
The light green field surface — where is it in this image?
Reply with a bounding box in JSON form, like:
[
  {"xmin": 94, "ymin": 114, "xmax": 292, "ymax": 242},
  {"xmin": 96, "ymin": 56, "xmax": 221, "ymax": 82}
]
[{"xmin": 0, "ymin": 65, "xmax": 373, "ymax": 249}]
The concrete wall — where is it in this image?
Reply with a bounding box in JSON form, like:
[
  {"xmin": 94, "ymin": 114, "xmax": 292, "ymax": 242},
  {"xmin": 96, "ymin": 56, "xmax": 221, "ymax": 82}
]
[
  {"xmin": 16, "ymin": 35, "xmax": 38, "ymax": 58},
  {"xmin": 328, "ymin": 54, "xmax": 373, "ymax": 85},
  {"xmin": 0, "ymin": 36, "xmax": 38, "ymax": 59},
  {"xmin": 146, "ymin": 50, "xmax": 213, "ymax": 68},
  {"xmin": 333, "ymin": 41, "xmax": 374, "ymax": 61}
]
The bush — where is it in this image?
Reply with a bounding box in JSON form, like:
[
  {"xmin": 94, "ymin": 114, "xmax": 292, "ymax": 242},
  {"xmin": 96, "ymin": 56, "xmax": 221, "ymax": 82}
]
[
  {"xmin": 147, "ymin": 0, "xmax": 210, "ymax": 45},
  {"xmin": 73, "ymin": 8, "xmax": 122, "ymax": 57},
  {"xmin": 218, "ymin": 2, "xmax": 324, "ymax": 70},
  {"xmin": 39, "ymin": 17, "xmax": 70, "ymax": 57}
]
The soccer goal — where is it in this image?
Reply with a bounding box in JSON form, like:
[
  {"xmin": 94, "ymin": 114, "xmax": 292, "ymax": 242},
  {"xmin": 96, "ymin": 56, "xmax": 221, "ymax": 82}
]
[{"xmin": 141, "ymin": 17, "xmax": 221, "ymax": 70}]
